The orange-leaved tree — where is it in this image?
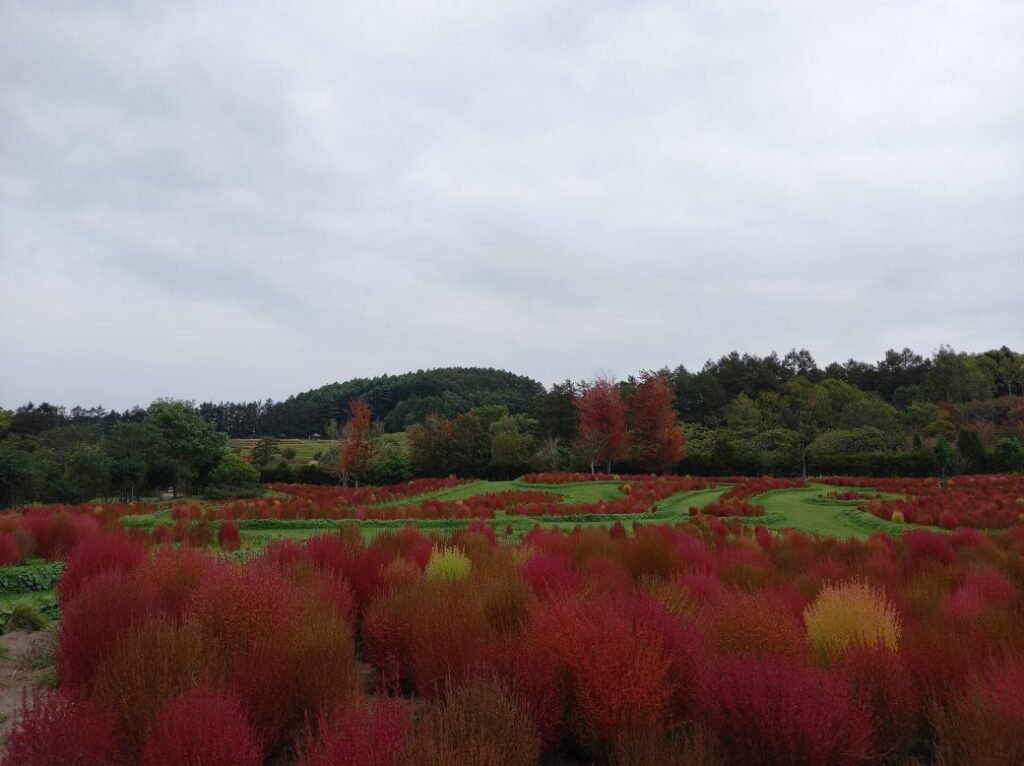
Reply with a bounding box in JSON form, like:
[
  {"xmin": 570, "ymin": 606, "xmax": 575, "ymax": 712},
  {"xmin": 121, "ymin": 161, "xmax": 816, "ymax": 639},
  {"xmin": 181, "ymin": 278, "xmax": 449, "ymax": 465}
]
[
  {"xmin": 627, "ymin": 370, "xmax": 686, "ymax": 474},
  {"xmin": 337, "ymin": 399, "xmax": 375, "ymax": 487},
  {"xmin": 575, "ymin": 376, "xmax": 628, "ymax": 474}
]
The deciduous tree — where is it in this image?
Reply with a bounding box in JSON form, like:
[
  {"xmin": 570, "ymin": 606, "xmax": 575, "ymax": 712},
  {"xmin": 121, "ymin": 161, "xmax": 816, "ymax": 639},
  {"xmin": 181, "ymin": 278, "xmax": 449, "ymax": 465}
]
[
  {"xmin": 627, "ymin": 370, "xmax": 686, "ymax": 474},
  {"xmin": 408, "ymin": 415, "xmax": 457, "ymax": 477},
  {"xmin": 337, "ymin": 399, "xmax": 375, "ymax": 487},
  {"xmin": 575, "ymin": 376, "xmax": 628, "ymax": 474}
]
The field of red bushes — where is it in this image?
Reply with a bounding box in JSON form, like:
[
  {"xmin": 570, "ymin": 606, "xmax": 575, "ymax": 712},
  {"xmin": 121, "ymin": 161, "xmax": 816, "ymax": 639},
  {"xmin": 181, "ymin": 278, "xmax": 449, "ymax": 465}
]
[
  {"xmin": 207, "ymin": 488, "xmax": 561, "ymax": 524},
  {"xmin": 0, "ymin": 502, "xmax": 152, "ymax": 566},
  {"xmin": 265, "ymin": 478, "xmax": 470, "ymax": 507},
  {"xmin": 7, "ymin": 514, "xmax": 1024, "ymax": 765},
  {"xmin": 522, "ymin": 472, "xmax": 656, "ymax": 483},
  {"xmin": 819, "ymin": 475, "xmax": 1024, "ymax": 529}
]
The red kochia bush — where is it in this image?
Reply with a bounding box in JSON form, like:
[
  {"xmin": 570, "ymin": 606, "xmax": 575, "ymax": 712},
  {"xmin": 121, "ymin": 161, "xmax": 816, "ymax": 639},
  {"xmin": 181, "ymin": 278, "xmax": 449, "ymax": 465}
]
[
  {"xmin": 2, "ymin": 689, "xmax": 121, "ymax": 766},
  {"xmin": 477, "ymin": 639, "xmax": 568, "ymax": 752},
  {"xmin": 217, "ymin": 521, "xmax": 241, "ymax": 551},
  {"xmin": 627, "ymin": 593, "xmax": 705, "ymax": 721},
  {"xmin": 933, "ymin": 659, "xmax": 1024, "ymax": 766},
  {"xmin": 141, "ymin": 545, "xmax": 212, "ymax": 618},
  {"xmin": 832, "ymin": 643, "xmax": 922, "ymax": 758},
  {"xmin": 700, "ymin": 656, "xmax": 875, "ymax": 766},
  {"xmin": 530, "ymin": 596, "xmax": 676, "ymax": 748},
  {"xmin": 93, "ymin": 616, "xmax": 213, "ymax": 758},
  {"xmin": 298, "ymin": 696, "xmax": 410, "ymax": 766},
  {"xmin": 522, "ymin": 551, "xmax": 580, "ymax": 597},
  {"xmin": 903, "ymin": 529, "xmax": 956, "ymax": 566},
  {"xmin": 141, "ymin": 686, "xmax": 262, "ymax": 766},
  {"xmin": 151, "ymin": 524, "xmax": 172, "ymax": 544},
  {"xmin": 57, "ymin": 569, "xmax": 158, "ymax": 690},
  {"xmin": 190, "ymin": 564, "xmax": 360, "ymax": 751},
  {"xmin": 704, "ymin": 587, "xmax": 809, "ymax": 662},
  {"xmin": 0, "ymin": 531, "xmax": 21, "ymax": 565},
  {"xmin": 942, "ymin": 568, "xmax": 1015, "ymax": 620},
  {"xmin": 21, "ymin": 509, "xmax": 79, "ymax": 559},
  {"xmin": 57, "ymin": 531, "xmax": 148, "ymax": 604}
]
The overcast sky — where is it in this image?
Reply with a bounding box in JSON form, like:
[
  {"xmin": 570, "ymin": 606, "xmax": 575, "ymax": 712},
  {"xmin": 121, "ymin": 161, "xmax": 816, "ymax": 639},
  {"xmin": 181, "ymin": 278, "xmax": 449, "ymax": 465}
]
[{"xmin": 2, "ymin": 1, "xmax": 1022, "ymax": 410}]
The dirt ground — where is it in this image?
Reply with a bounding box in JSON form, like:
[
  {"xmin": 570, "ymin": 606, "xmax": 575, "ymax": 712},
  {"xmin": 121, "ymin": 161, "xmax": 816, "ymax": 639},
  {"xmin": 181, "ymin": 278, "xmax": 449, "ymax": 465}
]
[{"xmin": 0, "ymin": 630, "xmax": 55, "ymax": 750}]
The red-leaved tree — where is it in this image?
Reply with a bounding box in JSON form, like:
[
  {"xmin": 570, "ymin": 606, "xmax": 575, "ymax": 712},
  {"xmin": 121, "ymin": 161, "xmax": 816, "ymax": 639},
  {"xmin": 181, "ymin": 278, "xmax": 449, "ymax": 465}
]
[
  {"xmin": 575, "ymin": 377, "xmax": 628, "ymax": 474},
  {"xmin": 337, "ymin": 399, "xmax": 375, "ymax": 487},
  {"xmin": 627, "ymin": 371, "xmax": 686, "ymax": 474}
]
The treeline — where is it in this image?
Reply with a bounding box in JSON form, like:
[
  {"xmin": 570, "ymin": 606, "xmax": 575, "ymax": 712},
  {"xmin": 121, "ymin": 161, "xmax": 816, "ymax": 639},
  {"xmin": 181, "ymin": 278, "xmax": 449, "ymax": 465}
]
[
  {"xmin": 255, "ymin": 348, "xmax": 1024, "ymax": 484},
  {"xmin": 665, "ymin": 346, "xmax": 1024, "ymax": 477},
  {"xmin": 2, "ymin": 367, "xmax": 546, "ymax": 439},
  {"xmin": 0, "ymin": 401, "xmax": 260, "ymax": 508},
  {"xmin": 214, "ymin": 367, "xmax": 545, "ymax": 437},
  {"xmin": 4, "ymin": 347, "xmax": 1024, "ymax": 495},
  {"xmin": 260, "ymin": 371, "xmax": 685, "ymax": 486}
]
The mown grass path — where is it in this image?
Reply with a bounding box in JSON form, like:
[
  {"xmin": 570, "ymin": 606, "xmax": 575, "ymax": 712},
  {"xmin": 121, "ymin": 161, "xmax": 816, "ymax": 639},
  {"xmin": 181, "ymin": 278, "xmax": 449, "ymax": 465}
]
[
  {"xmin": 746, "ymin": 483, "xmax": 911, "ymax": 540},
  {"xmin": 119, "ymin": 479, "xmax": 937, "ymax": 550}
]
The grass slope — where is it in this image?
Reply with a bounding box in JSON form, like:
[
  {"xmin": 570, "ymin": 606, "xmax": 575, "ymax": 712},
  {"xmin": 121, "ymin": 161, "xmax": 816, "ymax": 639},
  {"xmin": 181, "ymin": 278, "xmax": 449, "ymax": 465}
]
[{"xmin": 744, "ymin": 483, "xmax": 913, "ymax": 540}]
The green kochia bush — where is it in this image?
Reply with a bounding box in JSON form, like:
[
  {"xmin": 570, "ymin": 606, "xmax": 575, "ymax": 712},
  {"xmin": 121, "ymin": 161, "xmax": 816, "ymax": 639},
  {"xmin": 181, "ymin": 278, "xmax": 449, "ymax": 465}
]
[{"xmin": 424, "ymin": 546, "xmax": 471, "ymax": 582}]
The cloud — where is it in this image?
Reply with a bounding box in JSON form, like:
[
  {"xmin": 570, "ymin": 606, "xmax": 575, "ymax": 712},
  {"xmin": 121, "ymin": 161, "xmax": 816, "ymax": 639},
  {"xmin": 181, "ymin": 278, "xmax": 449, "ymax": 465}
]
[{"xmin": 1, "ymin": 0, "xmax": 1022, "ymax": 408}]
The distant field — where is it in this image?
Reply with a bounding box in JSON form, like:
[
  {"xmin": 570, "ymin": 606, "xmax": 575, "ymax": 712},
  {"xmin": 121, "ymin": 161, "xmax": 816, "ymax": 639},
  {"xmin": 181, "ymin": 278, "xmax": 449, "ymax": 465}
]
[
  {"xmin": 230, "ymin": 432, "xmax": 408, "ymax": 464},
  {"xmin": 229, "ymin": 438, "xmax": 332, "ymax": 463}
]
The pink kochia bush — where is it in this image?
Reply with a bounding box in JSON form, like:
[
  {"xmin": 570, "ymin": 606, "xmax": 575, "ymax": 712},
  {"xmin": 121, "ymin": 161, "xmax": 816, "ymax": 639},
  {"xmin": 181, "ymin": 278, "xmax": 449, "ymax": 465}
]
[
  {"xmin": 2, "ymin": 690, "xmax": 120, "ymax": 766},
  {"xmin": 52, "ymin": 543, "xmax": 360, "ymax": 761},
  {"xmin": 16, "ymin": 501, "xmax": 1024, "ymax": 764},
  {"xmin": 700, "ymin": 656, "xmax": 875, "ymax": 766},
  {"xmin": 298, "ymin": 696, "xmax": 410, "ymax": 766},
  {"xmin": 0, "ymin": 531, "xmax": 23, "ymax": 565},
  {"xmin": 141, "ymin": 686, "xmax": 262, "ymax": 766},
  {"xmin": 217, "ymin": 520, "xmax": 241, "ymax": 551},
  {"xmin": 57, "ymin": 531, "xmax": 149, "ymax": 604}
]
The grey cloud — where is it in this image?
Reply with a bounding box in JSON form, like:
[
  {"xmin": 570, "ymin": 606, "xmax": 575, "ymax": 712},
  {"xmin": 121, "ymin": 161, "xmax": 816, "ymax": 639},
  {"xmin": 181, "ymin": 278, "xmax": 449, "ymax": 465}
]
[{"xmin": 1, "ymin": 0, "xmax": 1022, "ymax": 409}]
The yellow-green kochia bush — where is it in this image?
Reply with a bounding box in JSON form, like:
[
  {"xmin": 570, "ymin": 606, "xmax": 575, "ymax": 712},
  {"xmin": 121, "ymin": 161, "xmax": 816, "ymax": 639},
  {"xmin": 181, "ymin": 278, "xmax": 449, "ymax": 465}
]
[
  {"xmin": 424, "ymin": 547, "xmax": 472, "ymax": 582},
  {"xmin": 803, "ymin": 581, "xmax": 901, "ymax": 663}
]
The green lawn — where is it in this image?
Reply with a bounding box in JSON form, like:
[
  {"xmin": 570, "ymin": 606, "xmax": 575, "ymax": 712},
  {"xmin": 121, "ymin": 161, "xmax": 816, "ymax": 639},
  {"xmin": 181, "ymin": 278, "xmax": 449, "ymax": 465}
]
[
  {"xmin": 99, "ymin": 479, "xmax": 942, "ymax": 554},
  {"xmin": 229, "ymin": 438, "xmax": 334, "ymax": 463},
  {"xmin": 742, "ymin": 483, "xmax": 916, "ymax": 540},
  {"xmin": 230, "ymin": 432, "xmax": 410, "ymax": 465}
]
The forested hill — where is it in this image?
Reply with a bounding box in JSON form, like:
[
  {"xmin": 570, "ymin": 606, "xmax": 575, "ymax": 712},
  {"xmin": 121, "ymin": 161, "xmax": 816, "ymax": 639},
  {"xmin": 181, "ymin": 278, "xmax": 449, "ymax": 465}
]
[{"xmin": 257, "ymin": 367, "xmax": 545, "ymax": 437}]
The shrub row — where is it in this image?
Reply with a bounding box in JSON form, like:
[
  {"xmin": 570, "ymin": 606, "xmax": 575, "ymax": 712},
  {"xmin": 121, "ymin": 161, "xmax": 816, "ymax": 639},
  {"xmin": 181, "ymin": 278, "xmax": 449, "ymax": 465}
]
[{"xmin": 10, "ymin": 517, "xmax": 1024, "ymax": 764}]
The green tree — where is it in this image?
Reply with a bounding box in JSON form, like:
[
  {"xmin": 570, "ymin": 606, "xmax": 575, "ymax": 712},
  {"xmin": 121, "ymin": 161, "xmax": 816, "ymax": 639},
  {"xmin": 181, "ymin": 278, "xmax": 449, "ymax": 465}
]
[
  {"xmin": 925, "ymin": 346, "xmax": 996, "ymax": 402},
  {"xmin": 781, "ymin": 377, "xmax": 827, "ymax": 478},
  {"xmin": 527, "ymin": 381, "xmax": 580, "ymax": 441},
  {"xmin": 994, "ymin": 437, "xmax": 1024, "ymax": 473},
  {"xmin": 934, "ymin": 438, "xmax": 955, "ymax": 481},
  {"xmin": 144, "ymin": 400, "xmax": 227, "ymax": 496},
  {"xmin": 490, "ymin": 416, "xmax": 535, "ymax": 479},
  {"xmin": 207, "ymin": 451, "xmax": 261, "ymax": 491},
  {"xmin": 104, "ymin": 421, "xmax": 166, "ymax": 501},
  {"xmin": 724, "ymin": 393, "xmax": 764, "ymax": 432},
  {"xmin": 0, "ymin": 440, "xmax": 33, "ymax": 508},
  {"xmin": 66, "ymin": 446, "xmax": 113, "ymax": 502},
  {"xmin": 956, "ymin": 428, "xmax": 988, "ymax": 474},
  {"xmin": 365, "ymin": 443, "xmax": 414, "ymax": 485},
  {"xmin": 408, "ymin": 415, "xmax": 457, "ymax": 477},
  {"xmin": 452, "ymin": 412, "xmax": 491, "ymax": 477},
  {"xmin": 250, "ymin": 438, "xmax": 281, "ymax": 470}
]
